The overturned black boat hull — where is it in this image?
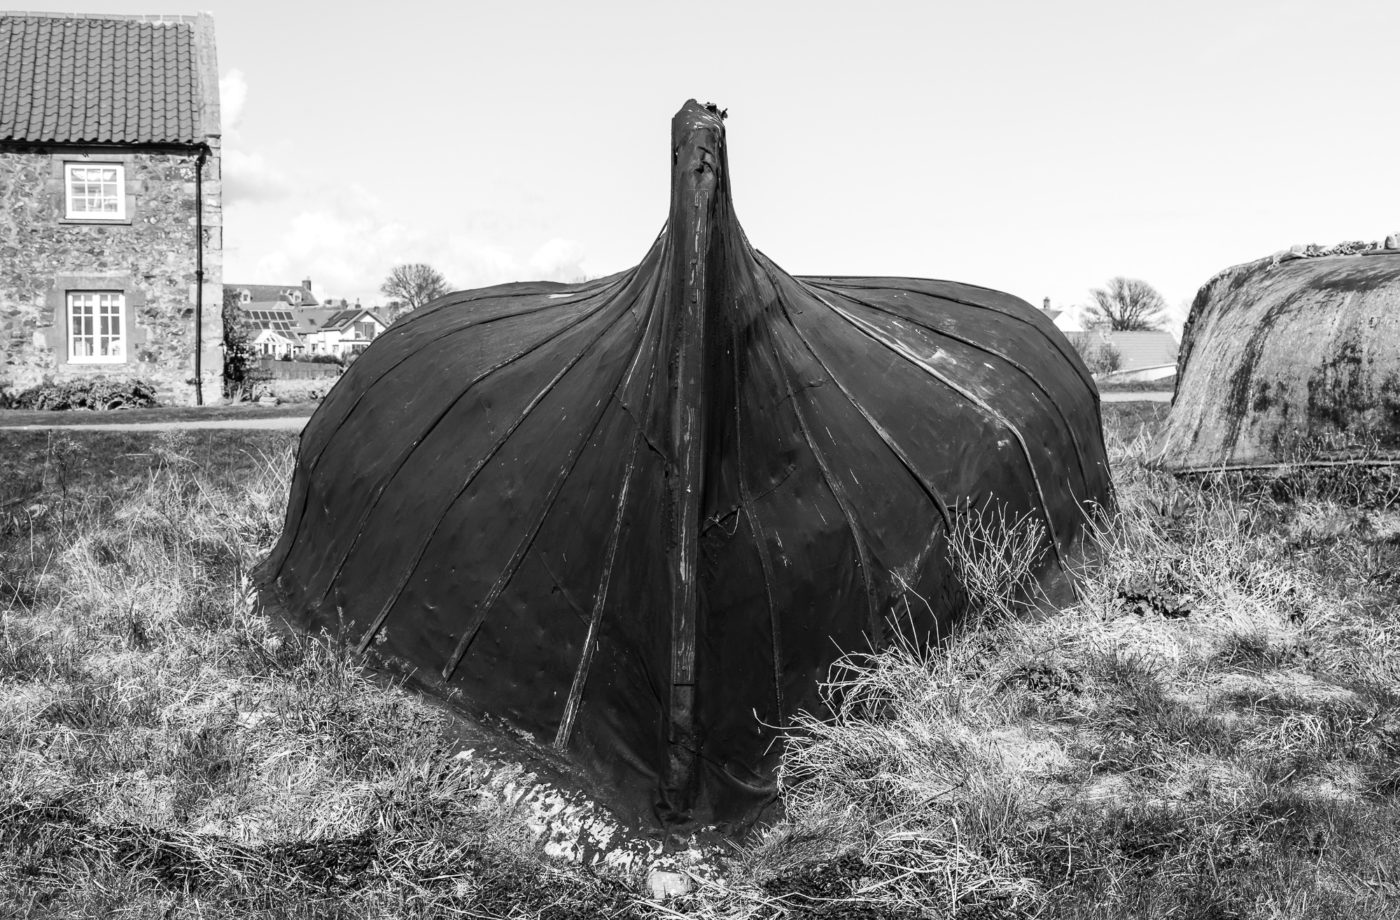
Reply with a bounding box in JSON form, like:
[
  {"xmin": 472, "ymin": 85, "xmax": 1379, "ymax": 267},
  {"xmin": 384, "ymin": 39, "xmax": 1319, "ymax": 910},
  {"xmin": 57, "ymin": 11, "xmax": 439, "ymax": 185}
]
[{"xmin": 258, "ymin": 101, "xmax": 1111, "ymax": 834}]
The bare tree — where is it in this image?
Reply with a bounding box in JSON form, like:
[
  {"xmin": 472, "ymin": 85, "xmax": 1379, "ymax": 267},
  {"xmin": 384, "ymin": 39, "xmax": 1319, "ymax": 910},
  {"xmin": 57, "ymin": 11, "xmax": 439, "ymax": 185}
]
[
  {"xmin": 381, "ymin": 264, "xmax": 450, "ymax": 321},
  {"xmin": 1067, "ymin": 332, "xmax": 1123, "ymax": 376},
  {"xmin": 1084, "ymin": 277, "xmax": 1166, "ymax": 331}
]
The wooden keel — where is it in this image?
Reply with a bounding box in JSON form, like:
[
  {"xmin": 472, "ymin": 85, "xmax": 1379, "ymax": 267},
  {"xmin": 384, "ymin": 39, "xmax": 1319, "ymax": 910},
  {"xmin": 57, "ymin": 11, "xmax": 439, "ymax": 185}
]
[{"xmin": 657, "ymin": 102, "xmax": 727, "ymax": 824}]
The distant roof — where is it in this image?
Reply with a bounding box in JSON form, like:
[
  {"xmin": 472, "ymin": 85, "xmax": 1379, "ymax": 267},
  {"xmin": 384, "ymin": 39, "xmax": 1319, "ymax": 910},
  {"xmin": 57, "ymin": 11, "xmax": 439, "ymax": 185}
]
[
  {"xmin": 1082, "ymin": 329, "xmax": 1179, "ymax": 371},
  {"xmin": 0, "ymin": 12, "xmax": 217, "ymax": 146},
  {"xmin": 321, "ymin": 308, "xmax": 389, "ymax": 332},
  {"xmin": 240, "ymin": 306, "xmax": 299, "ymax": 336},
  {"xmin": 227, "ymin": 283, "xmax": 319, "ymax": 307},
  {"xmin": 289, "ymin": 307, "xmax": 340, "ymax": 335}
]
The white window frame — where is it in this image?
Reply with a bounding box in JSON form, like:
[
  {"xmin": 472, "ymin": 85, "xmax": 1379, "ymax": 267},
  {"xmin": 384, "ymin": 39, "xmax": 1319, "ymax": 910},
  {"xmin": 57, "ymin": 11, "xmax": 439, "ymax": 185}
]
[
  {"xmin": 67, "ymin": 292, "xmax": 127, "ymax": 364},
  {"xmin": 64, "ymin": 163, "xmax": 127, "ymax": 220}
]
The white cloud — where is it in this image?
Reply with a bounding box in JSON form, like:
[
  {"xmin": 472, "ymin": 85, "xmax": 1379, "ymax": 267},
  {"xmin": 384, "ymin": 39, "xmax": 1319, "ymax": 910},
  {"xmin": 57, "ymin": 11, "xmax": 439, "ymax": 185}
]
[
  {"xmin": 222, "ymin": 149, "xmax": 289, "ymax": 203},
  {"xmin": 219, "ymin": 70, "xmax": 247, "ymax": 139},
  {"xmin": 230, "ymin": 187, "xmax": 591, "ymax": 305},
  {"xmin": 216, "ymin": 66, "xmax": 594, "ymax": 305},
  {"xmin": 218, "ymin": 69, "xmax": 292, "ymax": 205},
  {"xmin": 528, "ymin": 238, "xmax": 590, "ymax": 283}
]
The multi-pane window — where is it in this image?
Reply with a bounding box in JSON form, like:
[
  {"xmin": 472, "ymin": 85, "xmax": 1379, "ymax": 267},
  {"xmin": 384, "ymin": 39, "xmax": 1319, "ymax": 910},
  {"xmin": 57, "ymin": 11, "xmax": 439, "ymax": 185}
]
[
  {"xmin": 68, "ymin": 292, "xmax": 125, "ymax": 363},
  {"xmin": 64, "ymin": 163, "xmax": 126, "ymax": 220}
]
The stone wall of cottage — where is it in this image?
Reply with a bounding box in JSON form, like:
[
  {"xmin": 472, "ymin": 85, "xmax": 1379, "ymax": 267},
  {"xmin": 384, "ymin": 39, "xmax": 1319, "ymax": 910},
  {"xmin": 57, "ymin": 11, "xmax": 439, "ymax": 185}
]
[{"xmin": 0, "ymin": 146, "xmax": 223, "ymax": 405}]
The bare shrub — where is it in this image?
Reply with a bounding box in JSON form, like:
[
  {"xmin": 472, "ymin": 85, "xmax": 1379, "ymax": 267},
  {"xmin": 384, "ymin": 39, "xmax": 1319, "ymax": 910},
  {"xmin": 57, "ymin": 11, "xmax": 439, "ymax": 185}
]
[
  {"xmin": 945, "ymin": 498, "xmax": 1048, "ymax": 623},
  {"xmin": 1068, "ymin": 332, "xmax": 1123, "ymax": 376}
]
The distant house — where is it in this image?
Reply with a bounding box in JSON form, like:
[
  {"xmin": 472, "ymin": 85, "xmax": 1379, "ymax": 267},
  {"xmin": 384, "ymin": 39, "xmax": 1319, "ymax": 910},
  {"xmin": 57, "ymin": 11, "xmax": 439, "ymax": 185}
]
[
  {"xmin": 0, "ymin": 12, "xmax": 223, "ymax": 404},
  {"xmin": 1038, "ymin": 297, "xmax": 1083, "ymax": 335},
  {"xmin": 223, "ymin": 280, "xmax": 390, "ymax": 360},
  {"xmin": 1072, "ymin": 329, "xmax": 1180, "ymax": 381},
  {"xmin": 242, "ymin": 307, "xmax": 303, "ymax": 357},
  {"xmin": 301, "ymin": 308, "xmax": 389, "ymax": 358},
  {"xmin": 287, "ymin": 306, "xmax": 339, "ymax": 349},
  {"xmin": 225, "ymin": 279, "xmax": 318, "ymax": 358}
]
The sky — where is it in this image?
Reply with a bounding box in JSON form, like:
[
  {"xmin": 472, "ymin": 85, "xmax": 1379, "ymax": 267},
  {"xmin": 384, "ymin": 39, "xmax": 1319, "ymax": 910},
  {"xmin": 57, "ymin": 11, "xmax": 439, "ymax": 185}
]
[{"xmin": 21, "ymin": 0, "xmax": 1400, "ymax": 330}]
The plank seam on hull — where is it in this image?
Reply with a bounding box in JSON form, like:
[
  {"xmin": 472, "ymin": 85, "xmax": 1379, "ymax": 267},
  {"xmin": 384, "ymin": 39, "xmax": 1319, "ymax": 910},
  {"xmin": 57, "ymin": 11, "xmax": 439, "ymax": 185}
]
[
  {"xmin": 391, "ymin": 272, "xmax": 626, "ymax": 331},
  {"xmin": 729, "ymin": 317, "xmax": 786, "ymax": 721},
  {"xmin": 553, "ymin": 429, "xmax": 644, "ymax": 750},
  {"xmin": 808, "ymin": 287, "xmax": 1082, "ymax": 598},
  {"xmin": 348, "ymin": 292, "xmax": 648, "ymax": 657},
  {"xmin": 304, "ymin": 279, "xmax": 626, "ymax": 472},
  {"xmin": 802, "ymin": 277, "xmax": 1096, "ymax": 395},
  {"xmin": 436, "ymin": 301, "xmax": 657, "ymax": 677},
  {"xmin": 272, "ymin": 277, "xmax": 630, "ymax": 578},
  {"xmin": 808, "ymin": 281, "xmax": 1098, "ymax": 501},
  {"xmin": 805, "ymin": 277, "xmax": 1106, "ymax": 454},
  {"xmin": 761, "ymin": 279, "xmax": 881, "ymax": 641},
  {"xmin": 550, "ymin": 256, "xmax": 670, "ymax": 748},
  {"xmin": 322, "ymin": 278, "xmax": 646, "ymax": 611},
  {"xmin": 760, "ymin": 264, "xmax": 956, "ymax": 534}
]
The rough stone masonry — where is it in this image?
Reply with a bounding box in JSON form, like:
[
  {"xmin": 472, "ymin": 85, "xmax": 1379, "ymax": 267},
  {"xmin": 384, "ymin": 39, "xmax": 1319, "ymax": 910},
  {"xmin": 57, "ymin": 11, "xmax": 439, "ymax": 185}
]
[{"xmin": 0, "ymin": 149, "xmax": 223, "ymax": 404}]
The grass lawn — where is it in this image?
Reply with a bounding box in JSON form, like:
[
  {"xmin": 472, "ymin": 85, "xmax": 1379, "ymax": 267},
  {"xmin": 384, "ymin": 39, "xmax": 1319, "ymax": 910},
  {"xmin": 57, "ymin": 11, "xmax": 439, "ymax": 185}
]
[
  {"xmin": 2, "ymin": 403, "xmax": 1399, "ymax": 918},
  {"xmin": 1096, "ymin": 376, "xmax": 1178, "ymax": 394},
  {"xmin": 0, "ymin": 404, "xmax": 317, "ymax": 428},
  {"xmin": 0, "ymin": 430, "xmax": 297, "ymax": 514},
  {"xmin": 1100, "ymin": 400, "xmax": 1170, "ymax": 441}
]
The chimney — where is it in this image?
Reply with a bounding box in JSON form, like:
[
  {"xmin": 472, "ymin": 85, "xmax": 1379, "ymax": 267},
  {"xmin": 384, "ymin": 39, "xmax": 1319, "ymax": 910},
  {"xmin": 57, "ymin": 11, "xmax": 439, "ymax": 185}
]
[
  {"xmin": 302, "ymin": 277, "xmax": 313, "ymax": 292},
  {"xmin": 1043, "ymin": 297, "xmax": 1051, "ymax": 311}
]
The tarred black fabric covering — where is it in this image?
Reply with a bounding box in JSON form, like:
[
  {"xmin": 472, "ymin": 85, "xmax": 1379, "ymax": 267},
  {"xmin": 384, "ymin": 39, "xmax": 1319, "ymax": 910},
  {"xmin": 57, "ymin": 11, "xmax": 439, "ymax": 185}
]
[{"xmin": 258, "ymin": 101, "xmax": 1112, "ymax": 835}]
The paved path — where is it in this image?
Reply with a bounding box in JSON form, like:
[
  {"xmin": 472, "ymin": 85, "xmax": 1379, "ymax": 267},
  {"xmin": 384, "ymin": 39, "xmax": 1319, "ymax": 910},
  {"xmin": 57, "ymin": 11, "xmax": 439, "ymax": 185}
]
[
  {"xmin": 1, "ymin": 395, "xmax": 1170, "ymax": 431},
  {"xmin": 1101, "ymin": 391, "xmax": 1172, "ymax": 402},
  {"xmin": 0, "ymin": 416, "xmax": 309, "ymax": 432}
]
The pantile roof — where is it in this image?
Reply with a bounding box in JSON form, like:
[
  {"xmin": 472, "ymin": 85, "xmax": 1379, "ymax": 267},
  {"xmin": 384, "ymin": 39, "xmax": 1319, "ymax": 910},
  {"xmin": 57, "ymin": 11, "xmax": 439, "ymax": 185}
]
[
  {"xmin": 0, "ymin": 12, "xmax": 215, "ymax": 146},
  {"xmin": 227, "ymin": 283, "xmax": 320, "ymax": 307}
]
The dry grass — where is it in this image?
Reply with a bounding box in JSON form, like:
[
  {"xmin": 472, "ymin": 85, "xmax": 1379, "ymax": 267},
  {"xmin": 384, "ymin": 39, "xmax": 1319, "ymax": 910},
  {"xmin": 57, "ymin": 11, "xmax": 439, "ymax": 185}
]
[
  {"xmin": 0, "ymin": 431, "xmax": 643, "ymax": 919},
  {"xmin": 3, "ymin": 408, "xmax": 1399, "ymax": 919}
]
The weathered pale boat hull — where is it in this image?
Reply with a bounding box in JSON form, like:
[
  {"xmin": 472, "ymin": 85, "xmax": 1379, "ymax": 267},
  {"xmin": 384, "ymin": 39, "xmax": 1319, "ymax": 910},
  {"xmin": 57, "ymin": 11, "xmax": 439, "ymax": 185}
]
[{"xmin": 1156, "ymin": 254, "xmax": 1400, "ymax": 472}]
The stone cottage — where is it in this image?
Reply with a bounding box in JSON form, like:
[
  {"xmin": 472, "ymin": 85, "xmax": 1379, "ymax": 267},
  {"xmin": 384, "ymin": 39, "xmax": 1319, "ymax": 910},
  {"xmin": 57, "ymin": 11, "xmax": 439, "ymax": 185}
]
[{"xmin": 0, "ymin": 12, "xmax": 222, "ymax": 405}]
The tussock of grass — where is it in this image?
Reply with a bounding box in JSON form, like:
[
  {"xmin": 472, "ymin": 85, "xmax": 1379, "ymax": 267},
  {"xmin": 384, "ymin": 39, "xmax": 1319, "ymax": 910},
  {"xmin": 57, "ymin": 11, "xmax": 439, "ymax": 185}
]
[
  {"xmin": 4, "ymin": 415, "xmax": 1399, "ymax": 918},
  {"xmin": 741, "ymin": 428, "xmax": 1400, "ymax": 919}
]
